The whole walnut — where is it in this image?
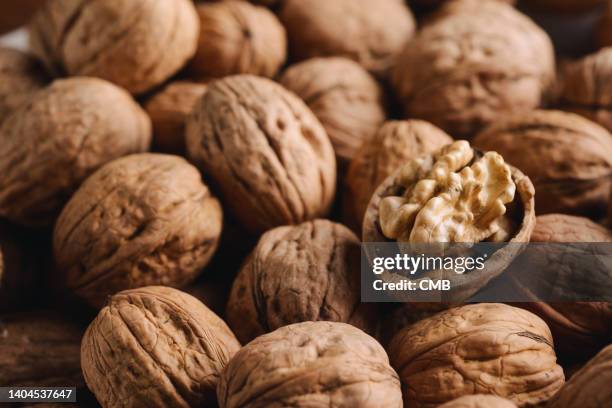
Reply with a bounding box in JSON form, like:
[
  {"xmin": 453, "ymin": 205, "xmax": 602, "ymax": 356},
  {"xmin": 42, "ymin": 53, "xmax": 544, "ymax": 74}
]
[
  {"xmin": 279, "ymin": 0, "xmax": 416, "ymax": 76},
  {"xmin": 525, "ymin": 0, "xmax": 607, "ymax": 12},
  {"xmin": 547, "ymin": 344, "xmax": 612, "ymax": 408},
  {"xmin": 145, "ymin": 81, "xmax": 208, "ymax": 155},
  {"xmin": 218, "ymin": 321, "xmax": 403, "ymax": 408},
  {"xmin": 345, "ymin": 120, "xmax": 453, "ymax": 231},
  {"xmin": 0, "ymin": 47, "xmax": 48, "ymax": 124},
  {"xmin": 81, "ymin": 286, "xmax": 240, "ymax": 408},
  {"xmin": 0, "ymin": 77, "xmax": 151, "ymax": 227},
  {"xmin": 186, "ymin": 75, "xmax": 336, "ymax": 234},
  {"xmin": 189, "ymin": 1, "xmax": 286, "ymax": 79},
  {"xmin": 438, "ymin": 395, "xmax": 517, "ymax": 408},
  {"xmin": 393, "ymin": 0, "xmax": 555, "ymax": 138},
  {"xmin": 473, "ymin": 110, "xmax": 612, "ymax": 218},
  {"xmin": 226, "ymin": 219, "xmax": 375, "ymax": 344},
  {"xmin": 53, "ymin": 154, "xmax": 223, "ymax": 308},
  {"xmin": 0, "ymin": 312, "xmax": 84, "ymax": 387},
  {"xmin": 279, "ymin": 57, "xmax": 387, "ymax": 167},
  {"xmin": 388, "ymin": 303, "xmax": 565, "ymax": 407},
  {"xmin": 30, "ymin": 0, "xmax": 199, "ymax": 95}
]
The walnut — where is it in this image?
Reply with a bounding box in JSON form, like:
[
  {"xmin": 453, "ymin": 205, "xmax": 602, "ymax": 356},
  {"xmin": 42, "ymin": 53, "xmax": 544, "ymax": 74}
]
[
  {"xmin": 0, "ymin": 77, "xmax": 151, "ymax": 227},
  {"xmin": 226, "ymin": 219, "xmax": 376, "ymax": 344},
  {"xmin": 388, "ymin": 303, "xmax": 565, "ymax": 408},
  {"xmin": 29, "ymin": 0, "xmax": 200, "ymax": 95},
  {"xmin": 547, "ymin": 344, "xmax": 612, "ymax": 408},
  {"xmin": 279, "ymin": 57, "xmax": 387, "ymax": 167},
  {"xmin": 145, "ymin": 81, "xmax": 208, "ymax": 155},
  {"xmin": 279, "ymin": 0, "xmax": 416, "ymax": 76},
  {"xmin": 438, "ymin": 395, "xmax": 518, "ymax": 408},
  {"xmin": 189, "ymin": 1, "xmax": 286, "ymax": 79},
  {"xmin": 525, "ymin": 0, "xmax": 607, "ymax": 13},
  {"xmin": 345, "ymin": 120, "xmax": 453, "ymax": 231},
  {"xmin": 218, "ymin": 321, "xmax": 402, "ymax": 408},
  {"xmin": 0, "ymin": 47, "xmax": 48, "ymax": 125},
  {"xmin": 53, "ymin": 154, "xmax": 223, "ymax": 308},
  {"xmin": 0, "ymin": 312, "xmax": 84, "ymax": 387},
  {"xmin": 186, "ymin": 75, "xmax": 336, "ymax": 234},
  {"xmin": 393, "ymin": 0, "xmax": 555, "ymax": 138},
  {"xmin": 473, "ymin": 110, "xmax": 612, "ymax": 218},
  {"xmin": 81, "ymin": 286, "xmax": 240, "ymax": 407}
]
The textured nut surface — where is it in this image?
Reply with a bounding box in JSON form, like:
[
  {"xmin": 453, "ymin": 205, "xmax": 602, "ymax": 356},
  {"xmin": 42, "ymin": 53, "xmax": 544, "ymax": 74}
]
[
  {"xmin": 393, "ymin": 0, "xmax": 554, "ymax": 138},
  {"xmin": 0, "ymin": 77, "xmax": 151, "ymax": 227},
  {"xmin": 279, "ymin": 0, "xmax": 415, "ymax": 76},
  {"xmin": 218, "ymin": 321, "xmax": 402, "ymax": 408},
  {"xmin": 226, "ymin": 219, "xmax": 374, "ymax": 344},
  {"xmin": 145, "ymin": 81, "xmax": 208, "ymax": 155},
  {"xmin": 473, "ymin": 110, "xmax": 612, "ymax": 217},
  {"xmin": 280, "ymin": 57, "xmax": 386, "ymax": 165},
  {"xmin": 388, "ymin": 303, "xmax": 564, "ymax": 408},
  {"xmin": 53, "ymin": 154, "xmax": 222, "ymax": 308},
  {"xmin": 186, "ymin": 75, "xmax": 336, "ymax": 234},
  {"xmin": 81, "ymin": 286, "xmax": 240, "ymax": 408},
  {"xmin": 345, "ymin": 120, "xmax": 453, "ymax": 230},
  {"xmin": 438, "ymin": 395, "xmax": 518, "ymax": 408},
  {"xmin": 189, "ymin": 1, "xmax": 286, "ymax": 79},
  {"xmin": 30, "ymin": 0, "xmax": 199, "ymax": 94}
]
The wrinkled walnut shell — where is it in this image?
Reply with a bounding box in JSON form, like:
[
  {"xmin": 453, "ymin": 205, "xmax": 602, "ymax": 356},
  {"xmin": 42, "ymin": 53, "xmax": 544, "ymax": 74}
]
[
  {"xmin": 81, "ymin": 286, "xmax": 240, "ymax": 407},
  {"xmin": 388, "ymin": 303, "xmax": 565, "ymax": 407},
  {"xmin": 438, "ymin": 395, "xmax": 517, "ymax": 408},
  {"xmin": 186, "ymin": 75, "xmax": 336, "ymax": 234},
  {"xmin": 53, "ymin": 154, "xmax": 223, "ymax": 308},
  {"xmin": 218, "ymin": 321, "xmax": 402, "ymax": 408}
]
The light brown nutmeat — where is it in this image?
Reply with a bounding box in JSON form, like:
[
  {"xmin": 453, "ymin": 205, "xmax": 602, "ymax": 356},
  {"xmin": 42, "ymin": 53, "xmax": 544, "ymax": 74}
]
[
  {"xmin": 388, "ymin": 303, "xmax": 565, "ymax": 408},
  {"xmin": 280, "ymin": 57, "xmax": 387, "ymax": 166},
  {"xmin": 218, "ymin": 321, "xmax": 403, "ymax": 408},
  {"xmin": 0, "ymin": 77, "xmax": 151, "ymax": 227},
  {"xmin": 189, "ymin": 1, "xmax": 286, "ymax": 79},
  {"xmin": 29, "ymin": 0, "xmax": 200, "ymax": 95},
  {"xmin": 226, "ymin": 219, "xmax": 376, "ymax": 344},
  {"xmin": 473, "ymin": 110, "xmax": 612, "ymax": 218},
  {"xmin": 438, "ymin": 395, "xmax": 518, "ymax": 408},
  {"xmin": 81, "ymin": 286, "xmax": 241, "ymax": 408},
  {"xmin": 186, "ymin": 75, "xmax": 336, "ymax": 234},
  {"xmin": 279, "ymin": 0, "xmax": 415, "ymax": 76},
  {"xmin": 393, "ymin": 0, "xmax": 555, "ymax": 138},
  {"xmin": 53, "ymin": 154, "xmax": 223, "ymax": 308}
]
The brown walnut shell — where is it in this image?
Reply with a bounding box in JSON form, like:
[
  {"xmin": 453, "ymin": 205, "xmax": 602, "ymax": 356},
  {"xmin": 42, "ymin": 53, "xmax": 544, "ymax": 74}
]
[
  {"xmin": 53, "ymin": 154, "xmax": 223, "ymax": 308},
  {"xmin": 438, "ymin": 395, "xmax": 518, "ymax": 408},
  {"xmin": 279, "ymin": 57, "xmax": 387, "ymax": 166},
  {"xmin": 393, "ymin": 0, "xmax": 555, "ymax": 138},
  {"xmin": 473, "ymin": 110, "xmax": 612, "ymax": 218},
  {"xmin": 388, "ymin": 303, "xmax": 565, "ymax": 408},
  {"xmin": 189, "ymin": 1, "xmax": 286, "ymax": 79},
  {"xmin": 30, "ymin": 0, "xmax": 200, "ymax": 95},
  {"xmin": 279, "ymin": 0, "xmax": 415, "ymax": 76},
  {"xmin": 218, "ymin": 321, "xmax": 402, "ymax": 408},
  {"xmin": 0, "ymin": 77, "xmax": 151, "ymax": 227},
  {"xmin": 81, "ymin": 286, "xmax": 240, "ymax": 408},
  {"xmin": 226, "ymin": 219, "xmax": 376, "ymax": 344},
  {"xmin": 186, "ymin": 75, "xmax": 336, "ymax": 234}
]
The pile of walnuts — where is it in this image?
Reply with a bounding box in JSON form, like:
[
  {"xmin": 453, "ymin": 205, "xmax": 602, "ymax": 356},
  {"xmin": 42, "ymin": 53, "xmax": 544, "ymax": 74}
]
[{"xmin": 0, "ymin": 0, "xmax": 611, "ymax": 407}]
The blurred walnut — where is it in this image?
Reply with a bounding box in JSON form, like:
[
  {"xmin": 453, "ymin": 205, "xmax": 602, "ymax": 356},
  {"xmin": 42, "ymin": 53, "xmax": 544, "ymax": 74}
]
[
  {"xmin": 0, "ymin": 47, "xmax": 48, "ymax": 124},
  {"xmin": 438, "ymin": 395, "xmax": 517, "ymax": 408},
  {"xmin": 547, "ymin": 344, "xmax": 612, "ymax": 408},
  {"xmin": 145, "ymin": 81, "xmax": 208, "ymax": 155},
  {"xmin": 218, "ymin": 321, "xmax": 402, "ymax": 408},
  {"xmin": 0, "ymin": 78, "xmax": 151, "ymax": 227},
  {"xmin": 81, "ymin": 286, "xmax": 240, "ymax": 407},
  {"xmin": 53, "ymin": 154, "xmax": 222, "ymax": 308},
  {"xmin": 345, "ymin": 120, "xmax": 453, "ymax": 230},
  {"xmin": 186, "ymin": 75, "xmax": 336, "ymax": 234},
  {"xmin": 0, "ymin": 0, "xmax": 47, "ymax": 34},
  {"xmin": 280, "ymin": 57, "xmax": 387, "ymax": 166},
  {"xmin": 526, "ymin": 0, "xmax": 607, "ymax": 13},
  {"xmin": 226, "ymin": 219, "xmax": 375, "ymax": 344},
  {"xmin": 532, "ymin": 214, "xmax": 612, "ymax": 243},
  {"xmin": 388, "ymin": 303, "xmax": 564, "ymax": 407},
  {"xmin": 279, "ymin": 0, "xmax": 415, "ymax": 76},
  {"xmin": 473, "ymin": 110, "xmax": 612, "ymax": 218},
  {"xmin": 30, "ymin": 0, "xmax": 199, "ymax": 95},
  {"xmin": 393, "ymin": 0, "xmax": 555, "ymax": 138},
  {"xmin": 189, "ymin": 1, "xmax": 286, "ymax": 79}
]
